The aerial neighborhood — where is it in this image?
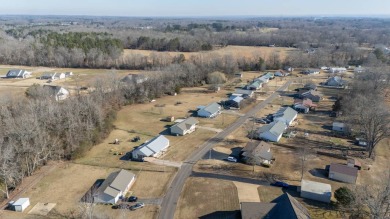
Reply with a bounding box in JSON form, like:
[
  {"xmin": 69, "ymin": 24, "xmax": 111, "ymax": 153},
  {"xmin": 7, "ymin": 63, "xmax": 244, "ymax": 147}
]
[{"xmin": 0, "ymin": 13, "xmax": 389, "ymax": 219}]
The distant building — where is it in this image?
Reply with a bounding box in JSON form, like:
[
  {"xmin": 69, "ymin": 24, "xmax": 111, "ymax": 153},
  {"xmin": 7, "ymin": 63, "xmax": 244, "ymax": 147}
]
[
  {"xmin": 293, "ymin": 98, "xmax": 317, "ymax": 113},
  {"xmin": 332, "ymin": 122, "xmax": 346, "ymax": 132},
  {"xmin": 234, "ymin": 89, "xmax": 254, "ymax": 98},
  {"xmin": 302, "ymin": 69, "xmax": 320, "ymax": 75},
  {"xmin": 240, "ymin": 141, "xmax": 273, "ymax": 165},
  {"xmin": 226, "ymin": 96, "xmax": 244, "ymax": 108},
  {"xmin": 6, "ymin": 69, "xmax": 31, "ymax": 79},
  {"xmin": 247, "ymin": 80, "xmax": 263, "ymax": 90},
  {"xmin": 40, "ymin": 72, "xmax": 55, "ymax": 80},
  {"xmin": 283, "ymin": 66, "xmax": 294, "ymax": 72},
  {"xmin": 300, "ymin": 180, "xmax": 332, "ymax": 203},
  {"xmin": 326, "ymin": 76, "xmax": 346, "ymax": 87},
  {"xmin": 11, "ymin": 198, "xmax": 30, "ymax": 212},
  {"xmin": 298, "ymin": 90, "xmax": 323, "ymax": 102},
  {"xmin": 43, "ymin": 85, "xmax": 70, "ymax": 101},
  {"xmin": 328, "ymin": 67, "xmax": 347, "ymax": 73}
]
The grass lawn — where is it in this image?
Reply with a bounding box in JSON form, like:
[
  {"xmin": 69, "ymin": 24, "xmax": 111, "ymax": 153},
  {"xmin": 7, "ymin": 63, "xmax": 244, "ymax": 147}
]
[{"xmin": 174, "ymin": 177, "xmax": 240, "ymax": 219}]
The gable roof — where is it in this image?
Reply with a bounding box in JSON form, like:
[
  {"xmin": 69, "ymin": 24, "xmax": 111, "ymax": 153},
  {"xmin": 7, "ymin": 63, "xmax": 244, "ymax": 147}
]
[
  {"xmin": 136, "ymin": 135, "xmax": 169, "ymax": 157},
  {"xmin": 43, "ymin": 85, "xmax": 66, "ymax": 94},
  {"xmin": 201, "ymin": 102, "xmax": 221, "ymax": 114},
  {"xmin": 329, "ymin": 163, "xmax": 358, "ymax": 177},
  {"xmin": 241, "ymin": 193, "xmax": 311, "ymax": 219},
  {"xmin": 326, "ymin": 76, "xmax": 345, "ymax": 86},
  {"xmin": 242, "ymin": 141, "xmax": 273, "ymax": 161},
  {"xmin": 171, "ymin": 117, "xmax": 199, "ymax": 132},
  {"xmin": 301, "ymin": 180, "xmax": 331, "ymax": 195},
  {"xmin": 257, "ymin": 121, "xmax": 287, "ymax": 137},
  {"xmin": 235, "ymin": 89, "xmax": 254, "ymax": 96},
  {"xmin": 273, "ymin": 107, "xmax": 298, "ymax": 122},
  {"xmin": 299, "ymin": 89, "xmax": 323, "ymax": 97},
  {"xmin": 230, "ymin": 96, "xmax": 244, "ymax": 103},
  {"xmin": 294, "ymin": 99, "xmax": 317, "ymax": 108},
  {"xmin": 96, "ymin": 169, "xmax": 135, "ymax": 198},
  {"xmin": 6, "ymin": 69, "xmax": 26, "ymax": 78}
]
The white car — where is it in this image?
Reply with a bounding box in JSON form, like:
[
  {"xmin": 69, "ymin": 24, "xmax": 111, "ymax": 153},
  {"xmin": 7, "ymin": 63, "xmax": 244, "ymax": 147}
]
[{"xmin": 227, "ymin": 156, "xmax": 237, "ymax": 162}]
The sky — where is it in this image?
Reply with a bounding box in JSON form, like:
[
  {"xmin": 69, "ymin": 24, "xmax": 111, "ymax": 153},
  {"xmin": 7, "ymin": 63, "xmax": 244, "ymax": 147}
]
[{"xmin": 0, "ymin": 0, "xmax": 390, "ymax": 17}]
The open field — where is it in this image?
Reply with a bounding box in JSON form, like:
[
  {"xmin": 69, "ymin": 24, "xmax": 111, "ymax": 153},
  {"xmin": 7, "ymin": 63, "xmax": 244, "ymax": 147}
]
[
  {"xmin": 174, "ymin": 177, "xmax": 240, "ymax": 219},
  {"xmin": 124, "ymin": 45, "xmax": 296, "ymax": 62}
]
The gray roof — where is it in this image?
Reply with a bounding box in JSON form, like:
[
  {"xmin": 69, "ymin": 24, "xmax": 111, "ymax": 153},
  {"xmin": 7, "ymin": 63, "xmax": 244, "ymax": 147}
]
[
  {"xmin": 97, "ymin": 169, "xmax": 135, "ymax": 198},
  {"xmin": 301, "ymin": 180, "xmax": 331, "ymax": 195},
  {"xmin": 136, "ymin": 135, "xmax": 169, "ymax": 157},
  {"xmin": 201, "ymin": 102, "xmax": 221, "ymax": 115},
  {"xmin": 170, "ymin": 117, "xmax": 199, "ymax": 132},
  {"xmin": 121, "ymin": 74, "xmax": 147, "ymax": 84},
  {"xmin": 43, "ymin": 85, "xmax": 64, "ymax": 95},
  {"xmin": 242, "ymin": 141, "xmax": 273, "ymax": 161},
  {"xmin": 6, "ymin": 69, "xmax": 25, "ymax": 78},
  {"xmin": 235, "ymin": 89, "xmax": 254, "ymax": 96},
  {"xmin": 299, "ymin": 90, "xmax": 323, "ymax": 97},
  {"xmin": 257, "ymin": 121, "xmax": 287, "ymax": 137},
  {"xmin": 329, "ymin": 163, "xmax": 358, "ymax": 177},
  {"xmin": 333, "ymin": 122, "xmax": 345, "ymax": 128},
  {"xmin": 326, "ymin": 76, "xmax": 345, "ymax": 86},
  {"xmin": 273, "ymin": 107, "xmax": 298, "ymax": 122},
  {"xmin": 241, "ymin": 193, "xmax": 311, "ymax": 219}
]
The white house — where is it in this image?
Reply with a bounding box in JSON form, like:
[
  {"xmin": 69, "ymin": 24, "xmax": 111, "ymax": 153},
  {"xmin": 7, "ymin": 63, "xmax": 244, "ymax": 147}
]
[
  {"xmin": 329, "ymin": 163, "xmax": 358, "ymax": 184},
  {"xmin": 170, "ymin": 117, "xmax": 199, "ymax": 136},
  {"xmin": 94, "ymin": 169, "xmax": 136, "ymax": 204},
  {"xmin": 131, "ymin": 135, "xmax": 170, "ymax": 160},
  {"xmin": 65, "ymin": 72, "xmax": 73, "ymax": 77},
  {"xmin": 328, "ymin": 67, "xmax": 347, "ymax": 73},
  {"xmin": 53, "ymin": 72, "xmax": 66, "ymax": 80},
  {"xmin": 273, "ymin": 107, "xmax": 298, "ymax": 126},
  {"xmin": 257, "ymin": 121, "xmax": 287, "ymax": 142},
  {"xmin": 197, "ymin": 102, "xmax": 221, "ymax": 118},
  {"xmin": 275, "ymin": 70, "xmax": 289, "ymax": 77},
  {"xmin": 6, "ymin": 69, "xmax": 31, "ymax": 79},
  {"xmin": 11, "ymin": 198, "xmax": 30, "ymax": 212},
  {"xmin": 43, "ymin": 85, "xmax": 70, "ymax": 101},
  {"xmin": 300, "ymin": 180, "xmax": 332, "ymax": 203}
]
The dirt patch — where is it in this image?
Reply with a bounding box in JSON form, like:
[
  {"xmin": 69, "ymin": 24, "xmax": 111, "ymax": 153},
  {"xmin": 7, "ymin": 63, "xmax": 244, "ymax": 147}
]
[{"xmin": 28, "ymin": 203, "xmax": 56, "ymax": 216}]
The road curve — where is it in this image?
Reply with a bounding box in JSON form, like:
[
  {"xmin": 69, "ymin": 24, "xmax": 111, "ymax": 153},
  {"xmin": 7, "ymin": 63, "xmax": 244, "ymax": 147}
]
[{"xmin": 158, "ymin": 80, "xmax": 292, "ymax": 219}]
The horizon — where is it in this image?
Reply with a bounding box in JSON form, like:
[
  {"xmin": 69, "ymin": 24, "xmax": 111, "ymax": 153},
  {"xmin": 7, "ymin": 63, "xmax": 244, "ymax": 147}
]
[{"xmin": 0, "ymin": 0, "xmax": 389, "ymax": 17}]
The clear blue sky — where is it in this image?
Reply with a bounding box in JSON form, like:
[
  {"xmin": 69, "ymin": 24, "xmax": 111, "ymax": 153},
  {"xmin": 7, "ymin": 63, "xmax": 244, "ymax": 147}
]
[{"xmin": 0, "ymin": 0, "xmax": 389, "ymax": 17}]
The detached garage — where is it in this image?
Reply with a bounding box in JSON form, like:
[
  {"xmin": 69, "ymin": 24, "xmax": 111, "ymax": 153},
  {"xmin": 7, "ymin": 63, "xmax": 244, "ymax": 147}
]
[
  {"xmin": 300, "ymin": 180, "xmax": 332, "ymax": 203},
  {"xmin": 11, "ymin": 198, "xmax": 30, "ymax": 212}
]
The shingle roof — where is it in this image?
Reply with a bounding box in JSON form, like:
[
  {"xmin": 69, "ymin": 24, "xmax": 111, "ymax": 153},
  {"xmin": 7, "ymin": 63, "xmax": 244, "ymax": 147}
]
[
  {"xmin": 96, "ymin": 169, "xmax": 135, "ymax": 198},
  {"xmin": 170, "ymin": 117, "xmax": 199, "ymax": 132},
  {"xmin": 257, "ymin": 121, "xmax": 287, "ymax": 137},
  {"xmin": 6, "ymin": 69, "xmax": 25, "ymax": 78},
  {"xmin": 201, "ymin": 102, "xmax": 221, "ymax": 115},
  {"xmin": 242, "ymin": 141, "xmax": 273, "ymax": 161},
  {"xmin": 329, "ymin": 163, "xmax": 358, "ymax": 177},
  {"xmin": 241, "ymin": 202, "xmax": 276, "ymax": 219},
  {"xmin": 137, "ymin": 135, "xmax": 170, "ymax": 157}
]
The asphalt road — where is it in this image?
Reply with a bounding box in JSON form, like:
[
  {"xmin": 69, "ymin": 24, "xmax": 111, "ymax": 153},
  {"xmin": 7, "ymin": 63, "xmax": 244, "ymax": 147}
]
[{"xmin": 157, "ymin": 80, "xmax": 293, "ymax": 219}]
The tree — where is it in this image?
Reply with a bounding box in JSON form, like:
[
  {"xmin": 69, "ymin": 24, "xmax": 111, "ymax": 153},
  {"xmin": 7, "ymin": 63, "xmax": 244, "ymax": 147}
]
[
  {"xmin": 335, "ymin": 187, "xmax": 355, "ymax": 207},
  {"xmin": 206, "ymin": 71, "xmax": 226, "ymax": 85}
]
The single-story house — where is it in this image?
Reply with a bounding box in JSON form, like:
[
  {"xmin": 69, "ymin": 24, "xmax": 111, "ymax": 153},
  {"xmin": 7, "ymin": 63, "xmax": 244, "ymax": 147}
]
[
  {"xmin": 131, "ymin": 135, "xmax": 170, "ymax": 160},
  {"xmin": 347, "ymin": 158, "xmax": 362, "ymax": 170},
  {"xmin": 40, "ymin": 72, "xmax": 55, "ymax": 80},
  {"xmin": 6, "ymin": 69, "xmax": 31, "ymax": 79},
  {"xmin": 300, "ymin": 180, "xmax": 332, "ymax": 203},
  {"xmin": 240, "ymin": 141, "xmax": 273, "ymax": 165},
  {"xmin": 293, "ymin": 99, "xmax": 317, "ymax": 113},
  {"xmin": 326, "ymin": 76, "xmax": 346, "ymax": 87},
  {"xmin": 170, "ymin": 117, "xmax": 199, "ymax": 136},
  {"xmin": 255, "ymin": 76, "xmax": 269, "ymax": 83},
  {"xmin": 329, "ymin": 163, "xmax": 358, "ymax": 184},
  {"xmin": 257, "ymin": 121, "xmax": 287, "ymax": 142},
  {"xmin": 328, "ymin": 67, "xmax": 347, "ymax": 73},
  {"xmin": 284, "ymin": 66, "xmax": 294, "ymax": 72},
  {"xmin": 247, "ymin": 80, "xmax": 262, "ymax": 90},
  {"xmin": 332, "ymin": 122, "xmax": 346, "ymax": 132},
  {"xmin": 43, "ymin": 85, "xmax": 70, "ymax": 101},
  {"xmin": 11, "ymin": 198, "xmax": 30, "ymax": 212},
  {"xmin": 197, "ymin": 102, "xmax": 221, "ymax": 118},
  {"xmin": 227, "ymin": 96, "xmax": 244, "ymax": 108},
  {"xmin": 298, "ymin": 90, "xmax": 323, "ymax": 102},
  {"xmin": 94, "ymin": 169, "xmax": 136, "ymax": 204},
  {"xmin": 273, "ymin": 107, "xmax": 298, "ymax": 126},
  {"xmin": 263, "ymin": 72, "xmax": 275, "ymax": 79},
  {"xmin": 53, "ymin": 72, "xmax": 66, "ymax": 80},
  {"xmin": 121, "ymin": 74, "xmax": 148, "ymax": 84},
  {"xmin": 240, "ymin": 193, "xmax": 310, "ymax": 219},
  {"xmin": 302, "ymin": 69, "xmax": 320, "ymax": 75},
  {"xmin": 234, "ymin": 89, "xmax": 254, "ymax": 98},
  {"xmin": 304, "ymin": 83, "xmax": 317, "ymax": 91},
  {"xmin": 65, "ymin": 72, "xmax": 73, "ymax": 77},
  {"xmin": 274, "ymin": 70, "xmax": 289, "ymax": 77},
  {"xmin": 235, "ymin": 73, "xmax": 243, "ymax": 78},
  {"xmin": 354, "ymin": 67, "xmax": 364, "ymax": 73}
]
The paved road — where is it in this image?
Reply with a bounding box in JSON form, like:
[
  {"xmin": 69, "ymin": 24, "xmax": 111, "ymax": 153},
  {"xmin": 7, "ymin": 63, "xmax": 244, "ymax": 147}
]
[{"xmin": 157, "ymin": 80, "xmax": 292, "ymax": 219}]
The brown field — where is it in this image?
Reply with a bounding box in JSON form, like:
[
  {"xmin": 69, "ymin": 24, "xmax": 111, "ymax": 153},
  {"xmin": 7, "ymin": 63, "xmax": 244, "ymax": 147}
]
[
  {"xmin": 124, "ymin": 45, "xmax": 296, "ymax": 62},
  {"xmin": 174, "ymin": 177, "xmax": 240, "ymax": 219}
]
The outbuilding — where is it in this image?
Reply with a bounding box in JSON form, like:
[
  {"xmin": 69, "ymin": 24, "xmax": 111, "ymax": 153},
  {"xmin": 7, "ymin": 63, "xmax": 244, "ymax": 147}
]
[
  {"xmin": 300, "ymin": 180, "xmax": 332, "ymax": 203},
  {"xmin": 12, "ymin": 198, "xmax": 30, "ymax": 212},
  {"xmin": 332, "ymin": 122, "xmax": 346, "ymax": 132},
  {"xmin": 329, "ymin": 163, "xmax": 358, "ymax": 184}
]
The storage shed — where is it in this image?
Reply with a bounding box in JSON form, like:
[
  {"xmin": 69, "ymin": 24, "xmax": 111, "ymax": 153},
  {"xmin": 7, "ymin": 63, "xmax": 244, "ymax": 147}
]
[
  {"xmin": 12, "ymin": 198, "xmax": 30, "ymax": 212},
  {"xmin": 329, "ymin": 163, "xmax": 358, "ymax": 184},
  {"xmin": 300, "ymin": 180, "xmax": 332, "ymax": 203},
  {"xmin": 332, "ymin": 122, "xmax": 346, "ymax": 132}
]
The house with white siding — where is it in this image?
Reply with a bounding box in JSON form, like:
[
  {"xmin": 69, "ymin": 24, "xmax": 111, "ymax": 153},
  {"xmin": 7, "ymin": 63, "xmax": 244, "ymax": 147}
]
[{"xmin": 131, "ymin": 135, "xmax": 170, "ymax": 160}]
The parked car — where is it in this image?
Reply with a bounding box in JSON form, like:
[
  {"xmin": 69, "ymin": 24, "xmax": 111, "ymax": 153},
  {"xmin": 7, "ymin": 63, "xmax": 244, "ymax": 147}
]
[
  {"xmin": 227, "ymin": 156, "xmax": 237, "ymax": 163},
  {"xmin": 130, "ymin": 203, "xmax": 145, "ymax": 211},
  {"xmin": 271, "ymin": 181, "xmax": 290, "ymax": 188},
  {"xmin": 128, "ymin": 196, "xmax": 138, "ymax": 202},
  {"xmin": 255, "ymin": 118, "xmax": 267, "ymax": 124}
]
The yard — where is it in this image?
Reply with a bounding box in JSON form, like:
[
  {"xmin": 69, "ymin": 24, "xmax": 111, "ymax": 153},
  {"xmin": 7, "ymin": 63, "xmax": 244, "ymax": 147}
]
[{"xmin": 174, "ymin": 177, "xmax": 240, "ymax": 219}]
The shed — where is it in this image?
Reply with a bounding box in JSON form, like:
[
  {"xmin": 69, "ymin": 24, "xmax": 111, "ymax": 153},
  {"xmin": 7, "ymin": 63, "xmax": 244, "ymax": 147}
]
[
  {"xmin": 329, "ymin": 163, "xmax": 358, "ymax": 184},
  {"xmin": 347, "ymin": 158, "xmax": 362, "ymax": 170},
  {"xmin": 12, "ymin": 198, "xmax": 30, "ymax": 212},
  {"xmin": 300, "ymin": 180, "xmax": 332, "ymax": 203},
  {"xmin": 332, "ymin": 122, "xmax": 346, "ymax": 132}
]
